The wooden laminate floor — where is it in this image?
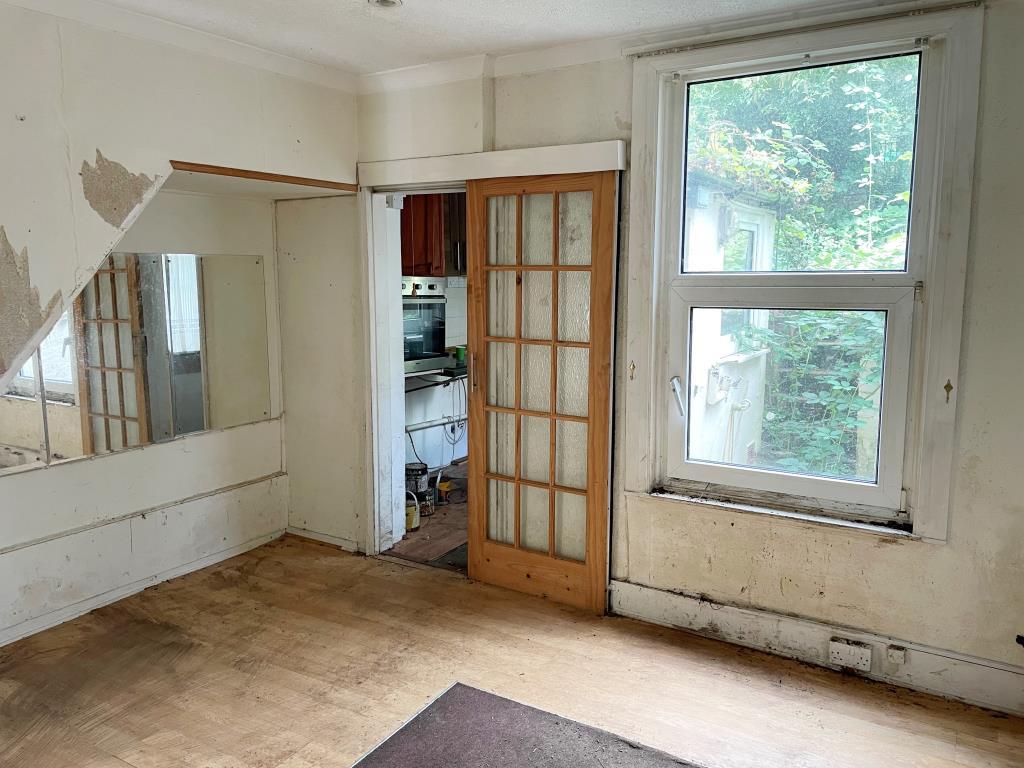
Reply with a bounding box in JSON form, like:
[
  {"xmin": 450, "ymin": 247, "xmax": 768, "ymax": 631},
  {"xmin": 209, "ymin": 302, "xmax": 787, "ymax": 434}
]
[{"xmin": 1, "ymin": 535, "xmax": 1021, "ymax": 768}]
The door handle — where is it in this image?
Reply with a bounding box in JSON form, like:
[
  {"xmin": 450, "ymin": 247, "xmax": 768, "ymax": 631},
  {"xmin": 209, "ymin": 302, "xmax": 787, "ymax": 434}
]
[
  {"xmin": 469, "ymin": 353, "xmax": 478, "ymax": 392},
  {"xmin": 669, "ymin": 376, "xmax": 686, "ymax": 419}
]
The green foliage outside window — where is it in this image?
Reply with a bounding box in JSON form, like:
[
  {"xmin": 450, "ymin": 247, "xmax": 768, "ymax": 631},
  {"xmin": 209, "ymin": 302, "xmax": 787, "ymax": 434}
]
[{"xmin": 685, "ymin": 55, "xmax": 919, "ymax": 480}]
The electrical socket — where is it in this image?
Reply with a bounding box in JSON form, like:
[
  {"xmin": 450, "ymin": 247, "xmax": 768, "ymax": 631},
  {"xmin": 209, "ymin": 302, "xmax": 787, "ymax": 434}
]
[
  {"xmin": 886, "ymin": 645, "xmax": 907, "ymax": 665},
  {"xmin": 829, "ymin": 637, "xmax": 872, "ymax": 672}
]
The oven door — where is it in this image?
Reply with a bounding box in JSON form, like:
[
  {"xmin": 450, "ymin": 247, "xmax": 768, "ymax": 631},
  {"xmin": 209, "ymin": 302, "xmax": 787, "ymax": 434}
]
[{"xmin": 403, "ymin": 296, "xmax": 447, "ymax": 371}]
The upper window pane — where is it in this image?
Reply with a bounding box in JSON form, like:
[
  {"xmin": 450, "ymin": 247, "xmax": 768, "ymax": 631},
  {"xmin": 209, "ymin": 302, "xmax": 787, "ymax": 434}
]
[{"xmin": 683, "ymin": 53, "xmax": 920, "ymax": 273}]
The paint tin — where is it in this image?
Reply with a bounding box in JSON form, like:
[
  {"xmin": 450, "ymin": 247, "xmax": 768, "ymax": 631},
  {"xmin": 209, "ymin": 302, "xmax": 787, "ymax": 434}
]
[{"xmin": 405, "ymin": 462, "xmax": 429, "ymax": 493}]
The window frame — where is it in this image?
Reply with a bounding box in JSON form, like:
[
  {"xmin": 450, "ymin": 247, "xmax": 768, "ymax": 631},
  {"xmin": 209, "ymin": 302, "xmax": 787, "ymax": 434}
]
[
  {"xmin": 666, "ymin": 286, "xmax": 914, "ymax": 512},
  {"xmin": 623, "ymin": 7, "xmax": 984, "ymax": 540},
  {"xmin": 5, "ymin": 310, "xmax": 78, "ymax": 405}
]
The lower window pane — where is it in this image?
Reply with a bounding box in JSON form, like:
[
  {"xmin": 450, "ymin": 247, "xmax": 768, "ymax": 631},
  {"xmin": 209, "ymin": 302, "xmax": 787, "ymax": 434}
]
[{"xmin": 688, "ymin": 307, "xmax": 885, "ymax": 483}]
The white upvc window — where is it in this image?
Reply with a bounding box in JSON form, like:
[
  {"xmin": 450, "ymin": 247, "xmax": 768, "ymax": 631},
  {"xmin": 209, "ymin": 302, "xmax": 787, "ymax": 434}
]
[
  {"xmin": 6, "ymin": 310, "xmax": 77, "ymax": 404},
  {"xmin": 625, "ymin": 8, "xmax": 983, "ymax": 538}
]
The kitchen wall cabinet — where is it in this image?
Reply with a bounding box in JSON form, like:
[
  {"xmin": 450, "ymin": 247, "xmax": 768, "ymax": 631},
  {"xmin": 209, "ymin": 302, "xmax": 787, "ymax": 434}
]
[
  {"xmin": 401, "ymin": 194, "xmax": 444, "ymax": 277},
  {"xmin": 400, "ymin": 193, "xmax": 466, "ymax": 277}
]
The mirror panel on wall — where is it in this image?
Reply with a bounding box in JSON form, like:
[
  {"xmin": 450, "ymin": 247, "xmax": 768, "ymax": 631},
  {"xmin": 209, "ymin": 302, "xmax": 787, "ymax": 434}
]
[{"xmin": 1, "ymin": 251, "xmax": 272, "ymax": 477}]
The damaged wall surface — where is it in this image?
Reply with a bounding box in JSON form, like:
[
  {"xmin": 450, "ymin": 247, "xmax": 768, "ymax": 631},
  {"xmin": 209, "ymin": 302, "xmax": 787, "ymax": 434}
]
[
  {"xmin": 0, "ymin": 186, "xmax": 287, "ymax": 646},
  {"xmin": 0, "ymin": 421, "xmax": 287, "ymax": 645},
  {"xmin": 0, "ymin": 1, "xmax": 357, "ymax": 388},
  {"xmin": 616, "ymin": 0, "xmax": 1024, "ymax": 670}
]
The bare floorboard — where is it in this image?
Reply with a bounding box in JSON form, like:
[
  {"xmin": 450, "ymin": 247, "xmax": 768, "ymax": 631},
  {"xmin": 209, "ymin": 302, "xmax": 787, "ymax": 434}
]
[{"xmin": 1, "ymin": 535, "xmax": 1021, "ymax": 768}]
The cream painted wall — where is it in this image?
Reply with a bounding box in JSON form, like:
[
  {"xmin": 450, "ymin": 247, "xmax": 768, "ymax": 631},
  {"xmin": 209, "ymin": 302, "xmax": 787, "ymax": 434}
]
[
  {"xmin": 0, "ymin": 420, "xmax": 287, "ymax": 643},
  {"xmin": 116, "ymin": 191, "xmax": 276, "ymax": 259},
  {"xmin": 0, "ymin": 397, "xmax": 82, "ymax": 460},
  {"xmin": 357, "ymin": 78, "xmax": 493, "ymax": 161},
  {"xmin": 276, "ymin": 196, "xmax": 370, "ymax": 548},
  {"xmin": 493, "ymin": 59, "xmax": 633, "ymax": 150},
  {"xmin": 0, "ymin": 2, "xmax": 357, "ymax": 387}
]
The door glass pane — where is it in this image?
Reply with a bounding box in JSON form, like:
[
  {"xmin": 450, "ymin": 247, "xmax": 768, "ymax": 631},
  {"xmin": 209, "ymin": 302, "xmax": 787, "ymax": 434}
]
[
  {"xmin": 556, "ymin": 346, "xmax": 588, "ymax": 417},
  {"xmin": 523, "ymin": 194, "xmax": 553, "ymax": 265},
  {"xmin": 555, "ymin": 492, "xmax": 587, "ymax": 561},
  {"xmin": 488, "ymin": 271, "xmax": 516, "ymax": 337},
  {"xmin": 488, "ymin": 479, "xmax": 515, "ymax": 544},
  {"xmin": 687, "ymin": 307, "xmax": 885, "ymax": 482},
  {"xmin": 83, "ymin": 323, "xmax": 101, "ymax": 367},
  {"xmin": 487, "ymin": 342, "xmax": 516, "ymax": 408},
  {"xmin": 683, "ymin": 54, "xmax": 920, "ymax": 273},
  {"xmin": 98, "ymin": 271, "xmax": 114, "ymax": 321},
  {"xmin": 105, "ymin": 372, "xmax": 122, "ymax": 416},
  {"xmin": 125, "ymin": 419, "xmax": 141, "ymax": 447},
  {"xmin": 520, "ymin": 486, "xmax": 550, "ymax": 553},
  {"xmin": 521, "ymin": 271, "xmax": 552, "ymax": 340},
  {"xmin": 557, "ymin": 271, "xmax": 591, "ymax": 343},
  {"xmin": 487, "ymin": 195, "xmax": 517, "ymax": 266},
  {"xmin": 114, "ymin": 269, "xmax": 130, "ymax": 318},
  {"xmin": 122, "ymin": 371, "xmax": 138, "ymax": 419},
  {"xmin": 101, "ymin": 323, "xmax": 118, "ymax": 370},
  {"xmin": 558, "ymin": 191, "xmax": 593, "ymax": 265},
  {"xmin": 87, "ymin": 370, "xmax": 103, "ymax": 413},
  {"xmin": 488, "ymin": 411, "xmax": 516, "ymax": 476},
  {"xmin": 555, "ymin": 420, "xmax": 588, "ymax": 489},
  {"xmin": 521, "ymin": 345, "xmax": 550, "ymax": 412},
  {"xmin": 118, "ymin": 319, "xmax": 133, "ymax": 367},
  {"xmin": 91, "ymin": 417, "xmax": 108, "ymax": 454},
  {"xmin": 108, "ymin": 419, "xmax": 124, "ymax": 451},
  {"xmin": 520, "ymin": 415, "xmax": 550, "ymax": 483}
]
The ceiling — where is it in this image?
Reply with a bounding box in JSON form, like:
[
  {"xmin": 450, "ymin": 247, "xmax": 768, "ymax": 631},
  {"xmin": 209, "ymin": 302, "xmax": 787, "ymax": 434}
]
[{"xmin": 93, "ymin": 0, "xmax": 838, "ymax": 75}]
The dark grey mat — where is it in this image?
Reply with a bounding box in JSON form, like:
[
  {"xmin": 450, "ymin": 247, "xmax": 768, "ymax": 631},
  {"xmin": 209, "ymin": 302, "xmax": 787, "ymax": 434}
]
[
  {"xmin": 428, "ymin": 542, "xmax": 468, "ymax": 572},
  {"xmin": 354, "ymin": 683, "xmax": 697, "ymax": 767}
]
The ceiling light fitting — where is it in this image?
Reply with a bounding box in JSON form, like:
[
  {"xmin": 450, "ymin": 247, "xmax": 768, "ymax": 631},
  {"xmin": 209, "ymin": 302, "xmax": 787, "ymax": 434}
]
[{"xmin": 368, "ymin": 0, "xmax": 402, "ymax": 8}]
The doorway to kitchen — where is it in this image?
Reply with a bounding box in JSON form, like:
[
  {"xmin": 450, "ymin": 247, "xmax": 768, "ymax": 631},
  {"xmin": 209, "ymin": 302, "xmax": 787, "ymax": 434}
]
[
  {"xmin": 385, "ymin": 191, "xmax": 471, "ymax": 573},
  {"xmin": 361, "ymin": 140, "xmax": 625, "ymax": 610}
]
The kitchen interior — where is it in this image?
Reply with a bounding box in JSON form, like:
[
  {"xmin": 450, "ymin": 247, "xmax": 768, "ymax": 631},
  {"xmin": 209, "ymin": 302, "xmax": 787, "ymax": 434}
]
[{"xmin": 390, "ymin": 191, "xmax": 470, "ymax": 572}]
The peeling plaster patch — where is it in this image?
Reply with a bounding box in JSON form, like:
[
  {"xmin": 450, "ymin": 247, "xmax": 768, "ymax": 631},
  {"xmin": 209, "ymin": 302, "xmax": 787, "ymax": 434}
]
[
  {"xmin": 0, "ymin": 227, "xmax": 61, "ymax": 377},
  {"xmin": 80, "ymin": 150, "xmax": 155, "ymax": 229}
]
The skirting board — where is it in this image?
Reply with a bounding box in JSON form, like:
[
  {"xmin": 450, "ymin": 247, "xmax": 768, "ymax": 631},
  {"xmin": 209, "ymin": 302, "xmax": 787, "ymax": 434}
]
[
  {"xmin": 609, "ymin": 580, "xmax": 1024, "ymax": 716},
  {"xmin": 286, "ymin": 526, "xmax": 361, "ymax": 552},
  {"xmin": 0, "ymin": 531, "xmax": 283, "ymax": 649}
]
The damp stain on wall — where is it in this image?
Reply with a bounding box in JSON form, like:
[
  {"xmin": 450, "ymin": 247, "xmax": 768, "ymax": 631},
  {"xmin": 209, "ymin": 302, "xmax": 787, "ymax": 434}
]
[
  {"xmin": 0, "ymin": 226, "xmax": 61, "ymax": 378},
  {"xmin": 80, "ymin": 150, "xmax": 155, "ymax": 229}
]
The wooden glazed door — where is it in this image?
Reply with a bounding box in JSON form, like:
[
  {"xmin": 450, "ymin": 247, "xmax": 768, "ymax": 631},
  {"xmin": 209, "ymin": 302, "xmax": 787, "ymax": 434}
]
[
  {"xmin": 467, "ymin": 172, "xmax": 617, "ymax": 614},
  {"xmin": 73, "ymin": 252, "xmax": 150, "ymax": 454}
]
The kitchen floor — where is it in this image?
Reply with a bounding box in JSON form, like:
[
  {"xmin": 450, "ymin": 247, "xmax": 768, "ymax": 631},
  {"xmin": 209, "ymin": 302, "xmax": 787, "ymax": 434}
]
[{"xmin": 389, "ymin": 461, "xmax": 468, "ymax": 572}]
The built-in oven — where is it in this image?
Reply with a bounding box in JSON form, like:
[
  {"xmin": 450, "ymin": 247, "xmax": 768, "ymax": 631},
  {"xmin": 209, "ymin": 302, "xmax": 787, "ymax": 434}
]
[{"xmin": 403, "ymin": 277, "xmax": 449, "ymax": 374}]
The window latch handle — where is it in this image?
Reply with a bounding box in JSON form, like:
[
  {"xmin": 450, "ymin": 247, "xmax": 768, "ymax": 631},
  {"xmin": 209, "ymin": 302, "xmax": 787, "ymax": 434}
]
[{"xmin": 669, "ymin": 376, "xmax": 686, "ymax": 419}]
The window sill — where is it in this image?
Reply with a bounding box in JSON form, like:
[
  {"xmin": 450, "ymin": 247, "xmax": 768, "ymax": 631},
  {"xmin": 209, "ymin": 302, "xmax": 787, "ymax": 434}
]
[
  {"xmin": 635, "ymin": 489, "xmax": 919, "ymax": 541},
  {"xmin": 2, "ymin": 394, "xmax": 76, "ymax": 407}
]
